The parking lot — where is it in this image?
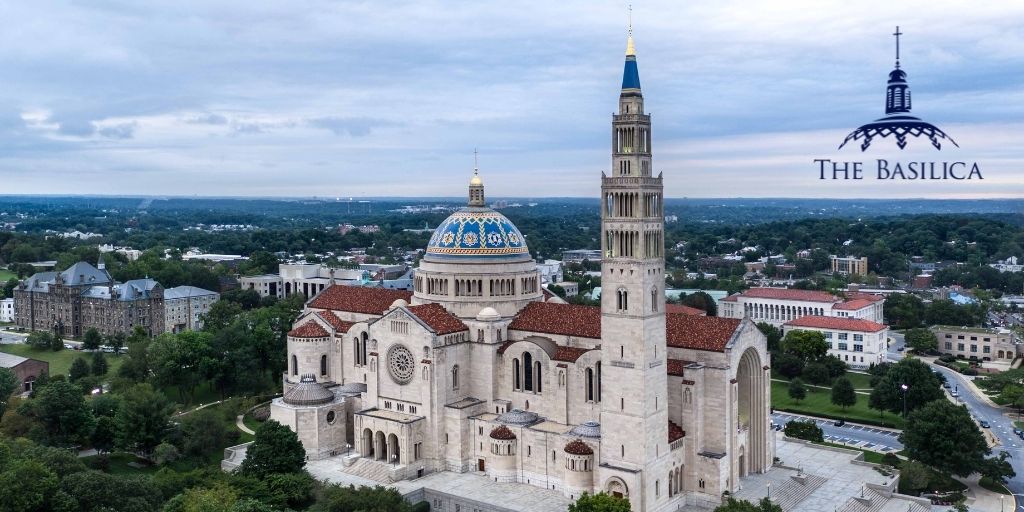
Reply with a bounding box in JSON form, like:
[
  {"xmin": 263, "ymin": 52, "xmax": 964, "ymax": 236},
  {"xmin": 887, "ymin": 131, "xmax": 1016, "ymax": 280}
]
[{"xmin": 771, "ymin": 412, "xmax": 904, "ymax": 453}]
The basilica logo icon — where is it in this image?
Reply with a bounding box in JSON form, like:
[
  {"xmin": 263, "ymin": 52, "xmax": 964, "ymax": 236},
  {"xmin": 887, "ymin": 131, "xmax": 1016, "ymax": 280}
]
[{"xmin": 839, "ymin": 27, "xmax": 957, "ymax": 151}]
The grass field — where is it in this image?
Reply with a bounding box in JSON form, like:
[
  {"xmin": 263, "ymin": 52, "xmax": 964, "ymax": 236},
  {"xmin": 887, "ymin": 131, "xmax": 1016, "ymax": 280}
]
[
  {"xmin": 772, "ymin": 380, "xmax": 905, "ymax": 429},
  {"xmin": 844, "ymin": 371, "xmax": 874, "ymax": 389},
  {"xmin": 0, "ymin": 268, "xmax": 16, "ymax": 282},
  {"xmin": 0, "ymin": 344, "xmax": 125, "ymax": 376}
]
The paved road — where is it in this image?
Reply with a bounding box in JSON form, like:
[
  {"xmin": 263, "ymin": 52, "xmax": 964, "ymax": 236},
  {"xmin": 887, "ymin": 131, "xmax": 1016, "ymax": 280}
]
[
  {"xmin": 931, "ymin": 364, "xmax": 1024, "ymax": 511},
  {"xmin": 771, "ymin": 412, "xmax": 904, "ymax": 453},
  {"xmin": 0, "ymin": 331, "xmax": 26, "ymax": 344},
  {"xmin": 886, "ymin": 332, "xmax": 905, "ymax": 362}
]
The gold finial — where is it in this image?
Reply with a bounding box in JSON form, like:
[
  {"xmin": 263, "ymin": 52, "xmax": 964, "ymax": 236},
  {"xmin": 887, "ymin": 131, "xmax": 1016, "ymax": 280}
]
[{"xmin": 625, "ymin": 5, "xmax": 635, "ymax": 56}]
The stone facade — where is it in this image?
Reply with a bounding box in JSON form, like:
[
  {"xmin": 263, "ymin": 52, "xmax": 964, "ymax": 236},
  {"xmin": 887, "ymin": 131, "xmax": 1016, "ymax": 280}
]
[
  {"xmin": 164, "ymin": 286, "xmax": 220, "ymax": 333},
  {"xmin": 14, "ymin": 261, "xmax": 164, "ymax": 337},
  {"xmin": 783, "ymin": 316, "xmax": 888, "ymax": 369},
  {"xmin": 719, "ymin": 288, "xmax": 884, "ymax": 327},
  {"xmin": 933, "ymin": 325, "xmax": 1020, "ymax": 361},
  {"xmin": 267, "ymin": 31, "xmax": 772, "ymax": 512}
]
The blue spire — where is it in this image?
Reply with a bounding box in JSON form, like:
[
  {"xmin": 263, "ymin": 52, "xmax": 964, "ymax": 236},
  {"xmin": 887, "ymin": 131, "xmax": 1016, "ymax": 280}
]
[{"xmin": 622, "ymin": 55, "xmax": 641, "ymax": 91}]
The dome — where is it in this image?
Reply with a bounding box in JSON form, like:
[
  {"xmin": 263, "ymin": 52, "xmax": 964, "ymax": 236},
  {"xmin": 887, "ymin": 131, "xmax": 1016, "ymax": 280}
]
[
  {"xmin": 283, "ymin": 374, "xmax": 335, "ymax": 406},
  {"xmin": 569, "ymin": 421, "xmax": 601, "ymax": 438},
  {"xmin": 470, "ymin": 173, "xmax": 483, "ymax": 186},
  {"xmin": 476, "ymin": 307, "xmax": 501, "ymax": 321},
  {"xmin": 390, "ymin": 299, "xmax": 409, "ymax": 309},
  {"xmin": 888, "ymin": 68, "xmax": 907, "ymax": 83},
  {"xmin": 496, "ymin": 408, "xmax": 540, "ymax": 426},
  {"xmin": 564, "ymin": 439, "xmax": 594, "ymax": 455},
  {"xmin": 425, "ymin": 208, "xmax": 529, "ymax": 261},
  {"xmin": 490, "ymin": 425, "xmax": 517, "ymax": 440},
  {"xmin": 335, "ymin": 382, "xmax": 367, "ymax": 395}
]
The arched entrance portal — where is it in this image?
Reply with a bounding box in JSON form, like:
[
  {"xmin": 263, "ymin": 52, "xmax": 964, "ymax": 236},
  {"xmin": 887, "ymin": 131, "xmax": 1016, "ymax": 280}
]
[
  {"xmin": 605, "ymin": 477, "xmax": 629, "ymax": 499},
  {"xmin": 374, "ymin": 431, "xmax": 387, "ymax": 461},
  {"xmin": 361, "ymin": 428, "xmax": 374, "ymax": 458},
  {"xmin": 387, "ymin": 433, "xmax": 401, "ymax": 465},
  {"xmin": 736, "ymin": 348, "xmax": 767, "ymax": 476}
]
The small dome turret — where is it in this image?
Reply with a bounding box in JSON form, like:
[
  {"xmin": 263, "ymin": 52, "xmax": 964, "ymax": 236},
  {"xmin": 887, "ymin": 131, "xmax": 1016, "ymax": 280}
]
[{"xmin": 490, "ymin": 425, "xmax": 517, "ymax": 440}]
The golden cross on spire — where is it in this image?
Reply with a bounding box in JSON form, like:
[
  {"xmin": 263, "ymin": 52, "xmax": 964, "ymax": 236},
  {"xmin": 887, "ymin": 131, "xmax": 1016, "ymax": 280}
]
[
  {"xmin": 473, "ymin": 148, "xmax": 479, "ymax": 174},
  {"xmin": 625, "ymin": 5, "xmax": 635, "ymax": 56},
  {"xmin": 628, "ymin": 4, "xmax": 632, "ymax": 36}
]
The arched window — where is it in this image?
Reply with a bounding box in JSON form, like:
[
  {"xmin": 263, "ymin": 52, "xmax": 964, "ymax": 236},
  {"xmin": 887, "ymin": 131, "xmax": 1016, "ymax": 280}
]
[
  {"xmin": 452, "ymin": 365, "xmax": 460, "ymax": 389},
  {"xmin": 523, "ymin": 352, "xmax": 534, "ymax": 392},
  {"xmin": 360, "ymin": 332, "xmax": 368, "ymax": 366},
  {"xmin": 291, "ymin": 354, "xmax": 297, "ymax": 376},
  {"xmin": 651, "ymin": 287, "xmax": 658, "ymax": 312},
  {"xmin": 353, "ymin": 338, "xmax": 361, "ymax": 366},
  {"xmin": 535, "ymin": 361, "xmax": 542, "ymax": 393},
  {"xmin": 596, "ymin": 361, "xmax": 602, "ymax": 402},
  {"xmin": 586, "ymin": 368, "xmax": 594, "ymax": 402},
  {"xmin": 513, "ymin": 358, "xmax": 521, "ymax": 390},
  {"xmin": 320, "ymin": 355, "xmax": 327, "ymax": 376}
]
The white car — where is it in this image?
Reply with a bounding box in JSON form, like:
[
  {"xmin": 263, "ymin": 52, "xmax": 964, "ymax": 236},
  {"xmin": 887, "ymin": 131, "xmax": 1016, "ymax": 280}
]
[{"xmin": 100, "ymin": 345, "xmax": 115, "ymax": 353}]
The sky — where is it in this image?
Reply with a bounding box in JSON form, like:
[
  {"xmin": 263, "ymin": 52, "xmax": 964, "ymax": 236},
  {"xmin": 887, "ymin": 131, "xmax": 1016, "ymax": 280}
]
[{"xmin": 2, "ymin": 0, "xmax": 1024, "ymax": 199}]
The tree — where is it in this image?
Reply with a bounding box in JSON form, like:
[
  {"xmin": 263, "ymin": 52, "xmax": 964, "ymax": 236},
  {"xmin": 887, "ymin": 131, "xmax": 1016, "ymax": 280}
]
[
  {"xmin": 149, "ymin": 331, "xmax": 214, "ymax": 403},
  {"xmin": 868, "ymin": 358, "xmax": 944, "ymax": 416},
  {"xmin": 822, "ymin": 355, "xmax": 847, "ymax": 379},
  {"xmin": 782, "ymin": 330, "xmax": 829, "ymax": 361},
  {"xmin": 884, "ymin": 293, "xmax": 925, "ymax": 329},
  {"xmin": 900, "ymin": 400, "xmax": 989, "ymax": 477},
  {"xmin": 82, "ymin": 328, "xmax": 102, "ymax": 351},
  {"xmin": 312, "ymin": 484, "xmax": 416, "ymax": 512},
  {"xmin": 904, "ymin": 328, "xmax": 938, "ymax": 353},
  {"xmin": 803, "ymin": 362, "xmax": 830, "ymax": 386},
  {"xmin": 831, "ymin": 377, "xmax": 857, "ymax": 410},
  {"xmin": 898, "ymin": 460, "xmax": 932, "ymax": 492},
  {"xmin": 569, "ymin": 492, "xmax": 632, "ymax": 512},
  {"xmin": 681, "ymin": 291, "xmax": 717, "ymax": 316},
  {"xmin": 18, "ymin": 379, "xmax": 96, "ymax": 447},
  {"xmin": 783, "ymin": 419, "xmax": 823, "ymax": 442},
  {"xmin": 107, "ymin": 332, "xmax": 126, "ymax": 355},
  {"xmin": 153, "ymin": 442, "xmax": 180, "ymax": 466},
  {"xmin": 788, "ymin": 378, "xmax": 807, "ymax": 403},
  {"xmin": 117, "ymin": 339, "xmax": 152, "ymax": 382},
  {"xmin": 91, "ymin": 416, "xmax": 117, "ymax": 454},
  {"xmin": 26, "ymin": 331, "xmax": 53, "ymax": 350},
  {"xmin": 180, "ymin": 407, "xmax": 236, "ymax": 459},
  {"xmin": 979, "ymin": 451, "xmax": 1016, "ymax": 485},
  {"xmin": 0, "ymin": 460, "xmax": 60, "ymax": 512},
  {"xmin": 0, "ymin": 367, "xmax": 19, "ymax": 418},
  {"xmin": 238, "ymin": 420, "xmax": 306, "ymax": 478},
  {"xmin": 713, "ymin": 497, "xmax": 783, "ymax": 512},
  {"xmin": 69, "ymin": 357, "xmax": 91, "ymax": 382},
  {"xmin": 49, "ymin": 331, "xmax": 64, "ymax": 351},
  {"xmin": 115, "ymin": 383, "xmax": 174, "ymax": 457},
  {"xmin": 91, "ymin": 351, "xmax": 109, "ymax": 376},
  {"xmin": 772, "ymin": 352, "xmax": 804, "ymax": 380},
  {"xmin": 756, "ymin": 322, "xmax": 783, "ymax": 352}
]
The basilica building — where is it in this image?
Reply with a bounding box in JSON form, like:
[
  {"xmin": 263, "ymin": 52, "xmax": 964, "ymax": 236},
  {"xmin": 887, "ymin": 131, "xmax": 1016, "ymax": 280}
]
[{"xmin": 271, "ymin": 30, "xmax": 772, "ymax": 511}]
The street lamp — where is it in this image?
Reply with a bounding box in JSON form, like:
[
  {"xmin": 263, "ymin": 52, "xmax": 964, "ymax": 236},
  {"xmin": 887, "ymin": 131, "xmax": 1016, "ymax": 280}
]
[
  {"xmin": 392, "ymin": 453, "xmax": 398, "ymax": 467},
  {"xmin": 900, "ymin": 384, "xmax": 909, "ymax": 418}
]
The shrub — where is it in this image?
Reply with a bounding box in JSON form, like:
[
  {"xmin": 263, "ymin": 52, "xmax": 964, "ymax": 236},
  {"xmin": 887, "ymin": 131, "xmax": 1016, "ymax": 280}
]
[
  {"xmin": 881, "ymin": 452, "xmax": 901, "ymax": 468},
  {"xmin": 783, "ymin": 420, "xmax": 823, "ymax": 442},
  {"xmin": 252, "ymin": 405, "xmax": 271, "ymax": 422}
]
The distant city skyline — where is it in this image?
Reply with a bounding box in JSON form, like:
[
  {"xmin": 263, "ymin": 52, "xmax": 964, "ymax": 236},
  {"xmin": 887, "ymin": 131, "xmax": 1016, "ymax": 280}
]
[{"xmin": 2, "ymin": 1, "xmax": 1023, "ymax": 198}]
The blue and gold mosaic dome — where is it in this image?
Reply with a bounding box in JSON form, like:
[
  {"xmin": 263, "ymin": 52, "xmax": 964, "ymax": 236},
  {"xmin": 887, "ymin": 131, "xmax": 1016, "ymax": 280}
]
[{"xmin": 425, "ymin": 208, "xmax": 530, "ymax": 260}]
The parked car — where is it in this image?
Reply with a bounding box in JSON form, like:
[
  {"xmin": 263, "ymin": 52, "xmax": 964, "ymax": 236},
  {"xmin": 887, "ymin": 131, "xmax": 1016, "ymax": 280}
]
[
  {"xmin": 63, "ymin": 343, "xmax": 74, "ymax": 350},
  {"xmin": 979, "ymin": 420, "xmax": 991, "ymax": 429},
  {"xmin": 1013, "ymin": 428, "xmax": 1022, "ymax": 436},
  {"xmin": 951, "ymin": 390, "xmax": 959, "ymax": 397},
  {"xmin": 100, "ymin": 345, "xmax": 115, "ymax": 353},
  {"xmin": 833, "ymin": 419, "xmax": 846, "ymax": 427},
  {"xmin": 943, "ymin": 383, "xmax": 951, "ymax": 389}
]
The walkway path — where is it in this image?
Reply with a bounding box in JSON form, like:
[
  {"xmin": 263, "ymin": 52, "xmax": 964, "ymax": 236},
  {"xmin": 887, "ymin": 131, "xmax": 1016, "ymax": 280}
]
[{"xmin": 236, "ymin": 414, "xmax": 255, "ymax": 435}]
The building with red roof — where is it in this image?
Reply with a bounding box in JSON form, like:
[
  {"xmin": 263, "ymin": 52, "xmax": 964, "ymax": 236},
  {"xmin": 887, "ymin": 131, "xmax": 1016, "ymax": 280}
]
[
  {"xmin": 719, "ymin": 287, "xmax": 884, "ymax": 328},
  {"xmin": 783, "ymin": 315, "xmax": 889, "ymax": 368}
]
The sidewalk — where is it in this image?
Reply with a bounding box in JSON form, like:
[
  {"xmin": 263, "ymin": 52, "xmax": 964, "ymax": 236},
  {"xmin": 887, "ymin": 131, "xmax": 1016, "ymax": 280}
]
[{"xmin": 959, "ymin": 474, "xmax": 1015, "ymax": 512}]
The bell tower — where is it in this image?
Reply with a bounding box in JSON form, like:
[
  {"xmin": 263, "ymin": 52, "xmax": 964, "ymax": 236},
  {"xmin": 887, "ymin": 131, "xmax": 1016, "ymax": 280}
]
[{"xmin": 599, "ymin": 21, "xmax": 669, "ymax": 509}]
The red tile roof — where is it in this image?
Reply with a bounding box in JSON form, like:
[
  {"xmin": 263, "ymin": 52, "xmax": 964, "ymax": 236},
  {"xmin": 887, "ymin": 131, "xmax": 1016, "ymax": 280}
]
[
  {"xmin": 666, "ymin": 314, "xmax": 741, "ymax": 352},
  {"xmin": 508, "ymin": 302, "xmax": 601, "ymax": 339},
  {"xmin": 288, "ymin": 321, "xmax": 329, "ymax": 338},
  {"xmin": 845, "ymin": 292, "xmax": 886, "ymax": 303},
  {"xmin": 308, "ymin": 285, "xmax": 412, "ymax": 315},
  {"xmin": 315, "ymin": 311, "xmax": 356, "ymax": 333},
  {"xmin": 833, "ymin": 299, "xmax": 875, "ymax": 310},
  {"xmin": 554, "ymin": 346, "xmax": 595, "ymax": 363},
  {"xmin": 490, "ymin": 425, "xmax": 516, "ymax": 440},
  {"xmin": 784, "ymin": 315, "xmax": 886, "ymax": 332},
  {"xmin": 666, "ymin": 358, "xmax": 695, "ymax": 377},
  {"xmin": 666, "ymin": 304, "xmax": 706, "ymax": 316},
  {"xmin": 668, "ymin": 420, "xmax": 685, "ymax": 443},
  {"xmin": 735, "ymin": 288, "xmax": 839, "ymax": 303},
  {"xmin": 406, "ymin": 303, "xmax": 467, "ymax": 335},
  {"xmin": 564, "ymin": 439, "xmax": 594, "ymax": 455}
]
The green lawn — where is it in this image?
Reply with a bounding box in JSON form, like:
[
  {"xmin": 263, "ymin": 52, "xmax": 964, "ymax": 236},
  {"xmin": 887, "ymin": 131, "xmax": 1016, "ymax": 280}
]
[
  {"xmin": 772, "ymin": 380, "xmax": 905, "ymax": 429},
  {"xmin": 0, "ymin": 268, "xmax": 16, "ymax": 282},
  {"xmin": 979, "ymin": 476, "xmax": 1012, "ymax": 495},
  {"xmin": 844, "ymin": 371, "xmax": 874, "ymax": 390},
  {"xmin": 815, "ymin": 441, "xmax": 887, "ymax": 464},
  {"xmin": 0, "ymin": 344, "xmax": 125, "ymax": 377}
]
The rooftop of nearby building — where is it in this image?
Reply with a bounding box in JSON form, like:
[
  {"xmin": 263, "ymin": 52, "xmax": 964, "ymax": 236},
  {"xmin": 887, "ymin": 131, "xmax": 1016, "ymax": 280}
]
[
  {"xmin": 931, "ymin": 325, "xmax": 1013, "ymax": 335},
  {"xmin": 784, "ymin": 315, "xmax": 887, "ymax": 333},
  {"xmin": 164, "ymin": 285, "xmax": 218, "ymax": 300},
  {"xmin": 721, "ymin": 287, "xmax": 839, "ymax": 303},
  {"xmin": 0, "ymin": 352, "xmax": 30, "ymax": 367},
  {"xmin": 288, "ymin": 321, "xmax": 330, "ymax": 338},
  {"xmin": 665, "ymin": 303, "xmax": 706, "ymax": 316},
  {"xmin": 406, "ymin": 303, "xmax": 467, "ymax": 335}
]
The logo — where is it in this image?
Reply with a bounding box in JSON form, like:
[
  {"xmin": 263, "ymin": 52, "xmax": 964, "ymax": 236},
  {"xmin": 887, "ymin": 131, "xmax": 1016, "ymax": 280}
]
[
  {"xmin": 839, "ymin": 27, "xmax": 957, "ymax": 151},
  {"xmin": 815, "ymin": 27, "xmax": 981, "ymax": 181}
]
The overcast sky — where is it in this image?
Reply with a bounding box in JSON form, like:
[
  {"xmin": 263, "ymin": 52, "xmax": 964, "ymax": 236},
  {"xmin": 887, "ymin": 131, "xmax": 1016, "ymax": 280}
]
[{"xmin": 2, "ymin": 1, "xmax": 1023, "ymax": 198}]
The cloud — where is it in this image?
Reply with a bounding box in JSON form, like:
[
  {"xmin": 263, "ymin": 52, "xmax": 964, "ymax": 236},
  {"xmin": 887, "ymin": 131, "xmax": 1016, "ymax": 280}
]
[
  {"xmin": 1, "ymin": 1, "xmax": 1023, "ymax": 197},
  {"xmin": 308, "ymin": 117, "xmax": 394, "ymax": 137}
]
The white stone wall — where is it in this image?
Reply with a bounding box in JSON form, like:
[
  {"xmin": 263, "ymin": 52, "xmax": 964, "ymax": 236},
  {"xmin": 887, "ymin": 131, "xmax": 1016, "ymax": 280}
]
[{"xmin": 782, "ymin": 325, "xmax": 887, "ymax": 368}]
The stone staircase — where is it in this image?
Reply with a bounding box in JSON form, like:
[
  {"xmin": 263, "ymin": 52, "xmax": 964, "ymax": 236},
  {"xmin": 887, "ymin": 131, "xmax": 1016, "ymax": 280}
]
[
  {"xmin": 838, "ymin": 488, "xmax": 930, "ymax": 512},
  {"xmin": 342, "ymin": 458, "xmax": 395, "ymax": 484},
  {"xmin": 772, "ymin": 474, "xmax": 827, "ymax": 511}
]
